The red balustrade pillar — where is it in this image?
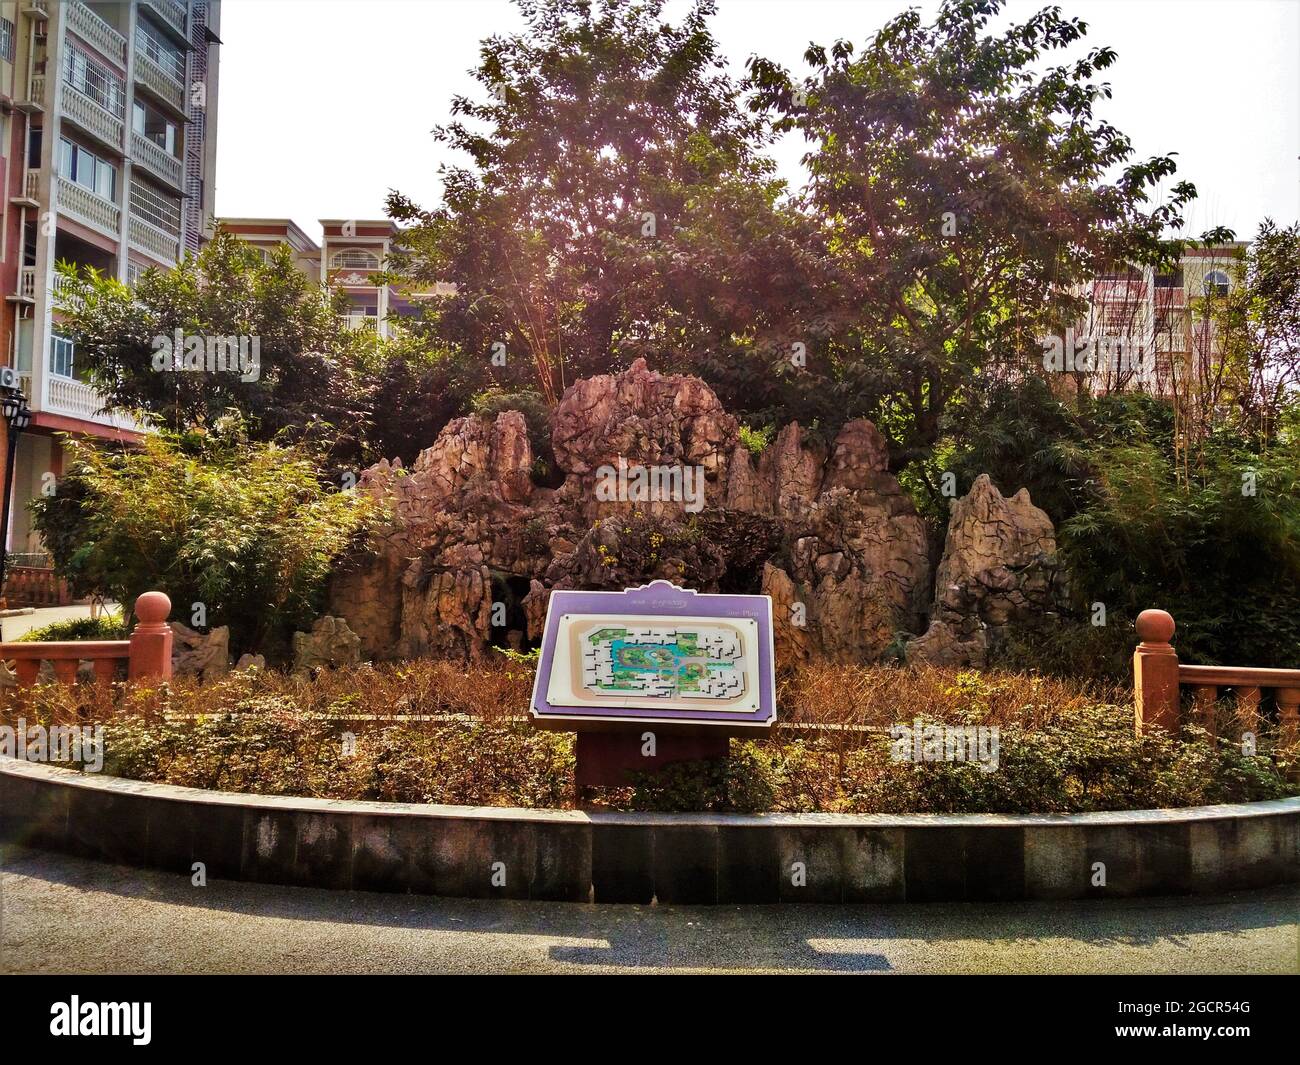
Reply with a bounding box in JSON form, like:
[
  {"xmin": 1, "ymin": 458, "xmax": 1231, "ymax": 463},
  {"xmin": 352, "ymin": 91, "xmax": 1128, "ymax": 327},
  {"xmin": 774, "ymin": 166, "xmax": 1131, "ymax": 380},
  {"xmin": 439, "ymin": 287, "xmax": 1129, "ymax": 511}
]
[
  {"xmin": 128, "ymin": 591, "xmax": 173, "ymax": 681},
  {"xmin": 1134, "ymin": 609, "xmax": 1180, "ymax": 734}
]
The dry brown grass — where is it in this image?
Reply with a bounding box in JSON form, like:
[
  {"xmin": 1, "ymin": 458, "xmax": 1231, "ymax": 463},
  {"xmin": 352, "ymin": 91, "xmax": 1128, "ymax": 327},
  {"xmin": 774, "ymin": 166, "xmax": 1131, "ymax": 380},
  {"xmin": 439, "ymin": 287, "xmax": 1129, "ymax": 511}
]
[
  {"xmin": 776, "ymin": 660, "xmax": 1128, "ymax": 730},
  {"xmin": 0, "ymin": 656, "xmax": 1123, "ymax": 732}
]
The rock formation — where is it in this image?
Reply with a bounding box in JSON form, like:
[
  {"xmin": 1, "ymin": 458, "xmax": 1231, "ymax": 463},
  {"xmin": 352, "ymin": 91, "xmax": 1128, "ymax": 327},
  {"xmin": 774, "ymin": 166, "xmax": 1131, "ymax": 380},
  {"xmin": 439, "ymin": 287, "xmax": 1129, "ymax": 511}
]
[
  {"xmin": 904, "ymin": 474, "xmax": 1064, "ymax": 667},
  {"xmin": 328, "ymin": 358, "xmax": 1064, "ymax": 666},
  {"xmin": 292, "ymin": 616, "xmax": 363, "ymax": 672},
  {"xmin": 170, "ymin": 623, "xmax": 230, "ymax": 680}
]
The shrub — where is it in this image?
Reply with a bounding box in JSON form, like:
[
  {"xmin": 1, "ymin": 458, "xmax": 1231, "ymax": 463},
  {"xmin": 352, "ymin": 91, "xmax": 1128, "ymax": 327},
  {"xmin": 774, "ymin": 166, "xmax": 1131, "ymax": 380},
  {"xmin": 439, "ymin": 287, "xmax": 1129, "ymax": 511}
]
[
  {"xmin": 30, "ymin": 419, "xmax": 380, "ymax": 660},
  {"xmin": 16, "ymin": 613, "xmax": 127, "ymax": 642},
  {"xmin": 4, "ymin": 661, "xmax": 1294, "ymax": 814}
]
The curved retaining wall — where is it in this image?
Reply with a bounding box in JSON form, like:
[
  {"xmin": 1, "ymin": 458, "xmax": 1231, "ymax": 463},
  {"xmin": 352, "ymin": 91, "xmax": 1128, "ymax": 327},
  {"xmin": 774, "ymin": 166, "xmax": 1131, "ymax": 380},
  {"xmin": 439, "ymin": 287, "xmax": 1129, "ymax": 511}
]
[{"xmin": 2, "ymin": 758, "xmax": 1297, "ymax": 904}]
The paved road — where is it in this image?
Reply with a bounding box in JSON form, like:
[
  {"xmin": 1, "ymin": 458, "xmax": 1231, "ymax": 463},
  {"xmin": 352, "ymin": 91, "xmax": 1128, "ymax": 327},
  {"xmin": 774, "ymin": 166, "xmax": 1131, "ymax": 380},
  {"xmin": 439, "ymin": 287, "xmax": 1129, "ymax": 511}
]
[{"xmin": 1, "ymin": 846, "xmax": 1296, "ymax": 974}]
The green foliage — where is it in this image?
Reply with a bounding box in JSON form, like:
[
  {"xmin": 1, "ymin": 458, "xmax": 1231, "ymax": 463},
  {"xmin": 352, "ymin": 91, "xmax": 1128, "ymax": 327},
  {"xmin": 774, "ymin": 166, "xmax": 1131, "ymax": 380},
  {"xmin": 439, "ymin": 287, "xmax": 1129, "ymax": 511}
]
[
  {"xmin": 846, "ymin": 706, "xmax": 1294, "ymax": 814},
  {"xmin": 743, "ymin": 0, "xmax": 1206, "ymax": 467},
  {"xmin": 738, "ymin": 423, "xmax": 775, "ymax": 456},
  {"xmin": 29, "ymin": 421, "xmax": 379, "ymax": 659},
  {"xmin": 470, "ymin": 388, "xmax": 558, "ymax": 482},
  {"xmin": 55, "ymin": 231, "xmax": 374, "ymax": 470},
  {"xmin": 1060, "ymin": 402, "xmax": 1300, "ymax": 667},
  {"xmin": 386, "ymin": 0, "xmax": 822, "ymax": 406},
  {"xmin": 16, "ymin": 613, "xmax": 127, "ymax": 642}
]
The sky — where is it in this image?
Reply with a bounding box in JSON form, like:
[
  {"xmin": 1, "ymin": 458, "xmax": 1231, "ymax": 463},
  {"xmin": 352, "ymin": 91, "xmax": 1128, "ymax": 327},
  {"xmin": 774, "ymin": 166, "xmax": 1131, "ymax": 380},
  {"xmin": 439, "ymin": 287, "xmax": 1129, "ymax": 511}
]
[{"xmin": 214, "ymin": 0, "xmax": 1300, "ymax": 245}]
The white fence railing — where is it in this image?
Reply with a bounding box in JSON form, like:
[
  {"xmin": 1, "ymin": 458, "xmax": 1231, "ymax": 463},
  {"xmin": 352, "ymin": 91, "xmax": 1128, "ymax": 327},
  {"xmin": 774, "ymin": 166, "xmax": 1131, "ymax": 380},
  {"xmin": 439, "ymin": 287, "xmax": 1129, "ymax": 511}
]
[
  {"xmin": 67, "ymin": 1, "xmax": 127, "ymax": 65},
  {"xmin": 56, "ymin": 176, "xmax": 121, "ymax": 239},
  {"xmin": 129, "ymin": 214, "xmax": 181, "ymax": 264},
  {"xmin": 18, "ymin": 370, "xmax": 145, "ymax": 433},
  {"xmin": 24, "ymin": 169, "xmax": 40, "ymax": 202},
  {"xmin": 64, "ymin": 84, "xmax": 126, "ymax": 151},
  {"xmin": 142, "ymin": 0, "xmax": 188, "ymax": 38},
  {"xmin": 134, "ymin": 45, "xmax": 186, "ymax": 113},
  {"xmin": 130, "ymin": 130, "xmax": 183, "ymax": 189},
  {"xmin": 18, "ymin": 267, "xmax": 36, "ymax": 301}
]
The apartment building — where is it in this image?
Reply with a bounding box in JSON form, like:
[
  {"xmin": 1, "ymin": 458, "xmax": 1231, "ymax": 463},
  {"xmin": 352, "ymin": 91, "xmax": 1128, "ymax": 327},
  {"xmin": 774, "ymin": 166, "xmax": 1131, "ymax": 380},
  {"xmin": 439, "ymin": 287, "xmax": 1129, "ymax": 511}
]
[
  {"xmin": 217, "ymin": 216, "xmax": 319, "ymax": 282},
  {"xmin": 1074, "ymin": 242, "xmax": 1248, "ymax": 395},
  {"xmin": 220, "ymin": 216, "xmax": 416, "ymax": 338},
  {"xmin": 0, "ymin": 0, "xmax": 220, "ymax": 578}
]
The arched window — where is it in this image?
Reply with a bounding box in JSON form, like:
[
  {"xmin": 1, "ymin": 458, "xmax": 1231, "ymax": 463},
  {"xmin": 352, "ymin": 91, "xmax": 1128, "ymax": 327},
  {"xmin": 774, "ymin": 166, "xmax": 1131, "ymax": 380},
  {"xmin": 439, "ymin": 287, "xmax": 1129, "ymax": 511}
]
[
  {"xmin": 330, "ymin": 248, "xmax": 380, "ymax": 270},
  {"xmin": 1203, "ymin": 270, "xmax": 1230, "ymax": 298}
]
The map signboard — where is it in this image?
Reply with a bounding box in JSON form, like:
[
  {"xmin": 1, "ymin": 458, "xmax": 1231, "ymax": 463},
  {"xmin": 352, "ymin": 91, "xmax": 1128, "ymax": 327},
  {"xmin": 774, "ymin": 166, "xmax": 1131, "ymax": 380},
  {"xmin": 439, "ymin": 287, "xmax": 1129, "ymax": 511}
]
[{"xmin": 530, "ymin": 581, "xmax": 777, "ymax": 729}]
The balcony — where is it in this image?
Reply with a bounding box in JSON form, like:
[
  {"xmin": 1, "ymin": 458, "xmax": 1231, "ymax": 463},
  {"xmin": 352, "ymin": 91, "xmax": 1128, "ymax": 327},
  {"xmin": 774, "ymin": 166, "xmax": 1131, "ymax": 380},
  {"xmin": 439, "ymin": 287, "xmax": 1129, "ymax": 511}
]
[
  {"xmin": 51, "ymin": 272, "xmax": 85, "ymax": 311},
  {"xmin": 17, "ymin": 370, "xmax": 145, "ymax": 433},
  {"xmin": 57, "ymin": 176, "xmax": 121, "ymax": 240},
  {"xmin": 67, "ymin": 1, "xmax": 127, "ymax": 67},
  {"xmin": 22, "ymin": 0, "xmax": 49, "ymax": 21},
  {"xmin": 341, "ymin": 314, "xmax": 380, "ymax": 333},
  {"xmin": 130, "ymin": 130, "xmax": 184, "ymax": 190},
  {"xmin": 129, "ymin": 214, "xmax": 180, "ymax": 264},
  {"xmin": 134, "ymin": 48, "xmax": 186, "ymax": 114},
  {"xmin": 10, "ymin": 169, "xmax": 41, "ymax": 209},
  {"xmin": 141, "ymin": 0, "xmax": 189, "ymax": 41},
  {"xmin": 16, "ymin": 72, "xmax": 45, "ymax": 114},
  {"xmin": 63, "ymin": 84, "xmax": 126, "ymax": 152}
]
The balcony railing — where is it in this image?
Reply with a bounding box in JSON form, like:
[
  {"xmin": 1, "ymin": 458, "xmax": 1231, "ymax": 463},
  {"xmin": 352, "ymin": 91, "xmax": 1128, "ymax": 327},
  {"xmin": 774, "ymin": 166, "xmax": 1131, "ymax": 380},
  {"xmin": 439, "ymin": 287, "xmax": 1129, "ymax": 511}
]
[
  {"xmin": 129, "ymin": 214, "xmax": 180, "ymax": 264},
  {"xmin": 130, "ymin": 130, "xmax": 183, "ymax": 190},
  {"xmin": 51, "ymin": 272, "xmax": 84, "ymax": 311},
  {"xmin": 24, "ymin": 169, "xmax": 41, "ymax": 202},
  {"xmin": 18, "ymin": 267, "xmax": 36, "ymax": 300},
  {"xmin": 141, "ymin": 0, "xmax": 188, "ymax": 39},
  {"xmin": 67, "ymin": 1, "xmax": 127, "ymax": 66},
  {"xmin": 341, "ymin": 314, "xmax": 380, "ymax": 333},
  {"xmin": 22, "ymin": 73, "xmax": 45, "ymax": 110},
  {"xmin": 17, "ymin": 370, "xmax": 145, "ymax": 433},
  {"xmin": 56, "ymin": 176, "xmax": 121, "ymax": 239},
  {"xmin": 63, "ymin": 84, "xmax": 126, "ymax": 152},
  {"xmin": 134, "ymin": 48, "xmax": 186, "ymax": 113}
]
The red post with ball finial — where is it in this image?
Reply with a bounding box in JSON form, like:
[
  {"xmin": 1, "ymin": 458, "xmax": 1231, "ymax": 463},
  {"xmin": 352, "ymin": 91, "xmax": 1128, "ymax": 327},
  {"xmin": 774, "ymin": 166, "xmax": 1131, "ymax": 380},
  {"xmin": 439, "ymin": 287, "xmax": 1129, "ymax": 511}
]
[
  {"xmin": 1133, "ymin": 609, "xmax": 1179, "ymax": 733},
  {"xmin": 128, "ymin": 591, "xmax": 173, "ymax": 681}
]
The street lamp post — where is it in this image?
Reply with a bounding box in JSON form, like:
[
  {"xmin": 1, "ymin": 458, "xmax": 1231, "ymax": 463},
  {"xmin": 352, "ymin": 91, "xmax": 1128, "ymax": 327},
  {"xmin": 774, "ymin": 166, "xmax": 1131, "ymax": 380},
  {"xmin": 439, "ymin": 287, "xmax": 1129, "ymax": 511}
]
[{"xmin": 0, "ymin": 385, "xmax": 33, "ymax": 608}]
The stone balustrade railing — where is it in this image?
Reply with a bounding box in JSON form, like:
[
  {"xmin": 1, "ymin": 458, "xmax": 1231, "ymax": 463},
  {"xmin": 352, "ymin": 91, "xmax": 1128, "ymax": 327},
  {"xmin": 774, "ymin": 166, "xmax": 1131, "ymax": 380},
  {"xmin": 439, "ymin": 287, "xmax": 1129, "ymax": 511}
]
[
  {"xmin": 0, "ymin": 592, "xmax": 172, "ymax": 685},
  {"xmin": 1134, "ymin": 609, "xmax": 1300, "ymax": 741}
]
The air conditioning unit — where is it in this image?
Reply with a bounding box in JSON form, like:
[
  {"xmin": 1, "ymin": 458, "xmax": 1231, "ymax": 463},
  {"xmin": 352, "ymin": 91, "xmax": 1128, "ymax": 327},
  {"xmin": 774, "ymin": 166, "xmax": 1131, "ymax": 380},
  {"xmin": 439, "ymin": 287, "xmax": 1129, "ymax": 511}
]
[{"xmin": 0, "ymin": 365, "xmax": 21, "ymax": 390}]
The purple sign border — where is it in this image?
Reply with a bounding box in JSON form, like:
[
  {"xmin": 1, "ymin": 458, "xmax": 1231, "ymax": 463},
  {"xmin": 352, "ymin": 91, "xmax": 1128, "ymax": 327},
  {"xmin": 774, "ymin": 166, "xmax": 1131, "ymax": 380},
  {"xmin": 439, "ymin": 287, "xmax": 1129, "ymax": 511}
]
[{"xmin": 529, "ymin": 581, "xmax": 776, "ymax": 727}]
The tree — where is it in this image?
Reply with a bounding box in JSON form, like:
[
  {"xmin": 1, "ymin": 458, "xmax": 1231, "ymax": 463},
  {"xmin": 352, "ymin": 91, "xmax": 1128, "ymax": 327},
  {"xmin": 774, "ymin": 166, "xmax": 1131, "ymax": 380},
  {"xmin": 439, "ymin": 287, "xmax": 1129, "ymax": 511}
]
[
  {"xmin": 1212, "ymin": 220, "xmax": 1300, "ymax": 444},
  {"xmin": 386, "ymin": 0, "xmax": 828, "ymax": 406},
  {"xmin": 57, "ymin": 230, "xmax": 374, "ymax": 471},
  {"xmin": 30, "ymin": 420, "xmax": 379, "ymax": 659},
  {"xmin": 746, "ymin": 0, "xmax": 1205, "ymax": 472}
]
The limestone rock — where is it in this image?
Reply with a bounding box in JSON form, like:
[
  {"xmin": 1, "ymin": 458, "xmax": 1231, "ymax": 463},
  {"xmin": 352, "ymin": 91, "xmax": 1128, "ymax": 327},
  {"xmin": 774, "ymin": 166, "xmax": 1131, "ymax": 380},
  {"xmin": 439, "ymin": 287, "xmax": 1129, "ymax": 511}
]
[
  {"xmin": 904, "ymin": 619, "xmax": 988, "ymax": 668},
  {"xmin": 932, "ymin": 474, "xmax": 1062, "ymax": 630},
  {"xmin": 170, "ymin": 623, "xmax": 230, "ymax": 680},
  {"xmin": 292, "ymin": 616, "xmax": 362, "ymax": 672},
  {"xmin": 235, "ymin": 653, "xmax": 266, "ymax": 672},
  {"xmin": 324, "ymin": 360, "xmax": 1063, "ymax": 667}
]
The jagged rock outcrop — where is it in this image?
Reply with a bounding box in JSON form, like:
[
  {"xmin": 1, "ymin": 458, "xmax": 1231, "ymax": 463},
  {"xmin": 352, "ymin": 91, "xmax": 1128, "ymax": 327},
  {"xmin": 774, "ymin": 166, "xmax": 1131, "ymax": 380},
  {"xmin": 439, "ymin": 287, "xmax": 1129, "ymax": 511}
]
[
  {"xmin": 906, "ymin": 474, "xmax": 1064, "ymax": 666},
  {"xmin": 170, "ymin": 623, "xmax": 230, "ymax": 680},
  {"xmin": 328, "ymin": 361, "xmax": 1063, "ymax": 666},
  {"xmin": 292, "ymin": 616, "xmax": 362, "ymax": 672}
]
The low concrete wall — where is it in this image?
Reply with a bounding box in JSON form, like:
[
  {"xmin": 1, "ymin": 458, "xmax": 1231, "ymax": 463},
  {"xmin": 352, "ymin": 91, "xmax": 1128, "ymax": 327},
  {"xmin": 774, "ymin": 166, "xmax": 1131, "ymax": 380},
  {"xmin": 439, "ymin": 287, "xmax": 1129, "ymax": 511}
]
[{"xmin": 2, "ymin": 758, "xmax": 1297, "ymax": 903}]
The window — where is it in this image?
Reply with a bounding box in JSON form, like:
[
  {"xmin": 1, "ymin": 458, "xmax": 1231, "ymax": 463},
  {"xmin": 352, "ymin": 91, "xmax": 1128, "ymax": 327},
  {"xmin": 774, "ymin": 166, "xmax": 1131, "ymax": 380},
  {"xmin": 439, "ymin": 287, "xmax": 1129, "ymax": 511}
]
[
  {"xmin": 130, "ymin": 176, "xmax": 181, "ymax": 235},
  {"xmin": 58, "ymin": 137, "xmax": 117, "ymax": 200},
  {"xmin": 1203, "ymin": 270, "xmax": 1230, "ymax": 298},
  {"xmin": 136, "ymin": 18, "xmax": 185, "ymax": 83},
  {"xmin": 63, "ymin": 43, "xmax": 125, "ymax": 117},
  {"xmin": 133, "ymin": 100, "xmax": 180, "ymax": 156},
  {"xmin": 0, "ymin": 18, "xmax": 15, "ymax": 64},
  {"xmin": 50, "ymin": 334, "xmax": 75, "ymax": 379},
  {"xmin": 331, "ymin": 249, "xmax": 380, "ymax": 270},
  {"xmin": 126, "ymin": 261, "xmax": 143, "ymax": 287},
  {"xmin": 1154, "ymin": 268, "xmax": 1184, "ymax": 288}
]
